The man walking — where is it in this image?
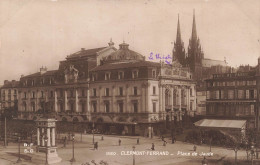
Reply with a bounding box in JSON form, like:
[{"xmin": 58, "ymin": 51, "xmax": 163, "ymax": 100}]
[
  {"xmin": 118, "ymin": 139, "xmax": 121, "ymax": 146},
  {"xmin": 151, "ymin": 143, "xmax": 155, "ymax": 150}
]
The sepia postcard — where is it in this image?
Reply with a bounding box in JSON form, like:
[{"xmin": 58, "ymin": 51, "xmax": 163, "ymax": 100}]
[{"xmin": 0, "ymin": 0, "xmax": 260, "ymax": 165}]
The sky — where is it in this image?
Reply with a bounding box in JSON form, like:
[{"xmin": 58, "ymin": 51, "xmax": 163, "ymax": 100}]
[{"xmin": 0, "ymin": 0, "xmax": 259, "ymax": 83}]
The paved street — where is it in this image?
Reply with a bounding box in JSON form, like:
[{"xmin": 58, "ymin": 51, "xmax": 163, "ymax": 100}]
[{"xmin": 0, "ymin": 134, "xmax": 253, "ymax": 165}]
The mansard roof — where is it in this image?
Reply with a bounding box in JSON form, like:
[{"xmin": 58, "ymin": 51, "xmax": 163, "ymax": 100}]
[
  {"xmin": 102, "ymin": 42, "xmax": 145, "ymax": 64},
  {"xmin": 66, "ymin": 47, "xmax": 107, "ymax": 59},
  {"xmin": 91, "ymin": 61, "xmax": 160, "ymax": 72},
  {"xmin": 22, "ymin": 70, "xmax": 58, "ymax": 78}
]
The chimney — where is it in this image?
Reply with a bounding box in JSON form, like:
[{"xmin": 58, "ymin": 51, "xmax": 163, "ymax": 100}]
[
  {"xmin": 81, "ymin": 48, "xmax": 85, "ymax": 51},
  {"xmin": 40, "ymin": 66, "xmax": 47, "ymax": 74},
  {"xmin": 4, "ymin": 80, "xmax": 9, "ymax": 85},
  {"xmin": 108, "ymin": 38, "xmax": 114, "ymax": 47}
]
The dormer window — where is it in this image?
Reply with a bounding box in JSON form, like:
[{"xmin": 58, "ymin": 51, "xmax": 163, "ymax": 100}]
[
  {"xmin": 152, "ymin": 70, "xmax": 156, "ymax": 78},
  {"xmin": 118, "ymin": 71, "xmax": 124, "ymax": 79},
  {"xmin": 41, "ymin": 79, "xmax": 44, "ymax": 85},
  {"xmin": 92, "ymin": 73, "xmax": 97, "ymax": 81},
  {"xmin": 105, "ymin": 72, "xmax": 111, "ymax": 80},
  {"xmin": 132, "ymin": 70, "xmax": 138, "ymax": 79}
]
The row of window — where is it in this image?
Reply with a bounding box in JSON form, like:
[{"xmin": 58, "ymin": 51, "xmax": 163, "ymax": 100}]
[
  {"xmin": 22, "ymin": 101, "xmax": 157, "ymax": 113},
  {"xmin": 22, "ymin": 78, "xmax": 55, "ymax": 87},
  {"xmin": 207, "ymin": 89, "xmax": 257, "ymax": 100},
  {"xmin": 1, "ymin": 89, "xmax": 17, "ymax": 95},
  {"xmin": 92, "ymin": 70, "xmax": 157, "ymax": 81},
  {"xmin": 208, "ymin": 80, "xmax": 256, "ymax": 87},
  {"xmin": 92, "ymin": 101, "xmax": 157, "ymax": 113},
  {"xmin": 207, "ymin": 104, "xmax": 255, "ymax": 116},
  {"xmin": 20, "ymin": 86, "xmax": 158, "ymax": 99}
]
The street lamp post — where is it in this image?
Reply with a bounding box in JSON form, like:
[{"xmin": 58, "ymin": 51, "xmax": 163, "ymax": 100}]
[
  {"xmin": 92, "ymin": 121, "xmax": 95, "ymax": 145},
  {"xmin": 44, "ymin": 136, "xmax": 48, "ymax": 165},
  {"xmin": 234, "ymin": 147, "xmax": 238, "ymax": 165},
  {"xmin": 70, "ymin": 134, "xmax": 76, "ymax": 162},
  {"xmin": 16, "ymin": 136, "xmax": 22, "ymax": 163},
  {"xmin": 4, "ymin": 116, "xmax": 6, "ymax": 148},
  {"xmin": 132, "ymin": 146, "xmax": 135, "ymax": 165}
]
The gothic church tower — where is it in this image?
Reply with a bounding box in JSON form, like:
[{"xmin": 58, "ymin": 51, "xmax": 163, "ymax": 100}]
[
  {"xmin": 172, "ymin": 14, "xmax": 186, "ymax": 66},
  {"xmin": 186, "ymin": 10, "xmax": 204, "ymax": 80}
]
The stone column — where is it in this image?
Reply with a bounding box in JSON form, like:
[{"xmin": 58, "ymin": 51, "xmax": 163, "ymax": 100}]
[
  {"xmin": 41, "ymin": 128, "xmax": 45, "ymax": 146},
  {"xmin": 36, "ymin": 90, "xmax": 38, "ymax": 112},
  {"xmin": 75, "ymin": 88, "xmax": 78, "ymax": 112},
  {"xmin": 112, "ymin": 86, "xmax": 114, "ymax": 112},
  {"xmin": 162, "ymin": 85, "xmax": 165, "ymax": 112},
  {"xmin": 45, "ymin": 90, "xmax": 49, "ymax": 102},
  {"xmin": 186, "ymin": 87, "xmax": 190, "ymax": 112},
  {"xmin": 54, "ymin": 90, "xmax": 58, "ymax": 112},
  {"xmin": 126, "ymin": 85, "xmax": 129, "ymax": 113},
  {"xmin": 159, "ymin": 84, "xmax": 162, "ymax": 112},
  {"xmin": 47, "ymin": 128, "xmax": 51, "ymax": 146},
  {"xmin": 178, "ymin": 88, "xmax": 182, "ymax": 111},
  {"xmin": 171, "ymin": 87, "xmax": 174, "ymax": 111},
  {"xmin": 37, "ymin": 128, "xmax": 40, "ymax": 146},
  {"xmin": 64, "ymin": 90, "xmax": 68, "ymax": 111},
  {"xmin": 52, "ymin": 128, "xmax": 55, "ymax": 146}
]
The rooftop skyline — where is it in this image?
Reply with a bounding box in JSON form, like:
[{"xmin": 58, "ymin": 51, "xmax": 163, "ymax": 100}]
[{"xmin": 0, "ymin": 0, "xmax": 259, "ymax": 83}]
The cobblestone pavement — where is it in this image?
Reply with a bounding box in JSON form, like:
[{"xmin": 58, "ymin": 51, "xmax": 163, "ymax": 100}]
[{"xmin": 0, "ymin": 134, "xmax": 254, "ymax": 165}]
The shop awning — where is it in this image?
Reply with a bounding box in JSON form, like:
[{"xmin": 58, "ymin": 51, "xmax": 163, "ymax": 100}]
[{"xmin": 194, "ymin": 119, "xmax": 246, "ymax": 129}]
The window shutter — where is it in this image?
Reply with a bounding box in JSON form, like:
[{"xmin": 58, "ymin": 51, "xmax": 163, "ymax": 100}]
[
  {"xmin": 254, "ymin": 89, "xmax": 257, "ymax": 99},
  {"xmin": 246, "ymin": 90, "xmax": 249, "ymax": 99}
]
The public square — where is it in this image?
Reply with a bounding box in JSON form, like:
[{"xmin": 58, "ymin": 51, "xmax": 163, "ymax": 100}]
[{"xmin": 0, "ymin": 133, "xmax": 253, "ymax": 165}]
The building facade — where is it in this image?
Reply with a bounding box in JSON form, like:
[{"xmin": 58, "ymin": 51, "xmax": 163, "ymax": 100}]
[
  {"xmin": 14, "ymin": 41, "xmax": 196, "ymax": 136},
  {"xmin": 0, "ymin": 80, "xmax": 19, "ymax": 112},
  {"xmin": 205, "ymin": 59, "xmax": 260, "ymax": 129}
]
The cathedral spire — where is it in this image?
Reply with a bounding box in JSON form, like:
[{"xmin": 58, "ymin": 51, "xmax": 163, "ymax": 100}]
[
  {"xmin": 176, "ymin": 14, "xmax": 182, "ymax": 44},
  {"xmin": 172, "ymin": 14, "xmax": 185, "ymax": 66},
  {"xmin": 191, "ymin": 9, "xmax": 197, "ymax": 41}
]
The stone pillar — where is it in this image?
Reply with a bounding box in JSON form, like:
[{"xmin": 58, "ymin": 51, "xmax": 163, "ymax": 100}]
[
  {"xmin": 162, "ymin": 85, "xmax": 165, "ymax": 112},
  {"xmin": 171, "ymin": 87, "xmax": 174, "ymax": 111},
  {"xmin": 159, "ymin": 84, "xmax": 162, "ymax": 112},
  {"xmin": 45, "ymin": 91, "xmax": 49, "ymax": 102},
  {"xmin": 64, "ymin": 90, "xmax": 68, "ymax": 111},
  {"xmin": 37, "ymin": 128, "xmax": 40, "ymax": 146},
  {"xmin": 41, "ymin": 128, "xmax": 45, "ymax": 146},
  {"xmin": 186, "ymin": 87, "xmax": 190, "ymax": 112},
  {"xmin": 178, "ymin": 88, "xmax": 182, "ymax": 111},
  {"xmin": 47, "ymin": 128, "xmax": 51, "ymax": 147},
  {"xmin": 111, "ymin": 86, "xmax": 114, "ymax": 112},
  {"xmin": 126, "ymin": 85, "xmax": 129, "ymax": 113},
  {"xmin": 36, "ymin": 90, "xmax": 38, "ymax": 112},
  {"xmin": 54, "ymin": 90, "xmax": 58, "ymax": 112},
  {"xmin": 75, "ymin": 89, "xmax": 78, "ymax": 112},
  {"xmin": 52, "ymin": 128, "xmax": 55, "ymax": 146}
]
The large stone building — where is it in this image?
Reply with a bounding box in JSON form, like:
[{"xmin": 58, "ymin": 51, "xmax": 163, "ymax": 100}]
[
  {"xmin": 14, "ymin": 40, "xmax": 196, "ymax": 136},
  {"xmin": 205, "ymin": 58, "xmax": 260, "ymax": 129},
  {"xmin": 0, "ymin": 80, "xmax": 19, "ymax": 112}
]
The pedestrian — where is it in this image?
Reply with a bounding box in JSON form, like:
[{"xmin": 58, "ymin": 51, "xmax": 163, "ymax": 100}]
[
  {"xmin": 193, "ymin": 145, "xmax": 197, "ymax": 152},
  {"xmin": 101, "ymin": 135, "xmax": 104, "ymax": 141},
  {"xmin": 163, "ymin": 140, "xmax": 167, "ymax": 146},
  {"xmin": 162, "ymin": 136, "xmax": 164, "ymax": 141},
  {"xmin": 151, "ymin": 143, "xmax": 155, "ymax": 150},
  {"xmin": 118, "ymin": 139, "xmax": 121, "ymax": 146},
  {"xmin": 95, "ymin": 142, "xmax": 98, "ymax": 150},
  {"xmin": 63, "ymin": 137, "xmax": 67, "ymax": 148},
  {"xmin": 137, "ymin": 138, "xmax": 139, "ymax": 145}
]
